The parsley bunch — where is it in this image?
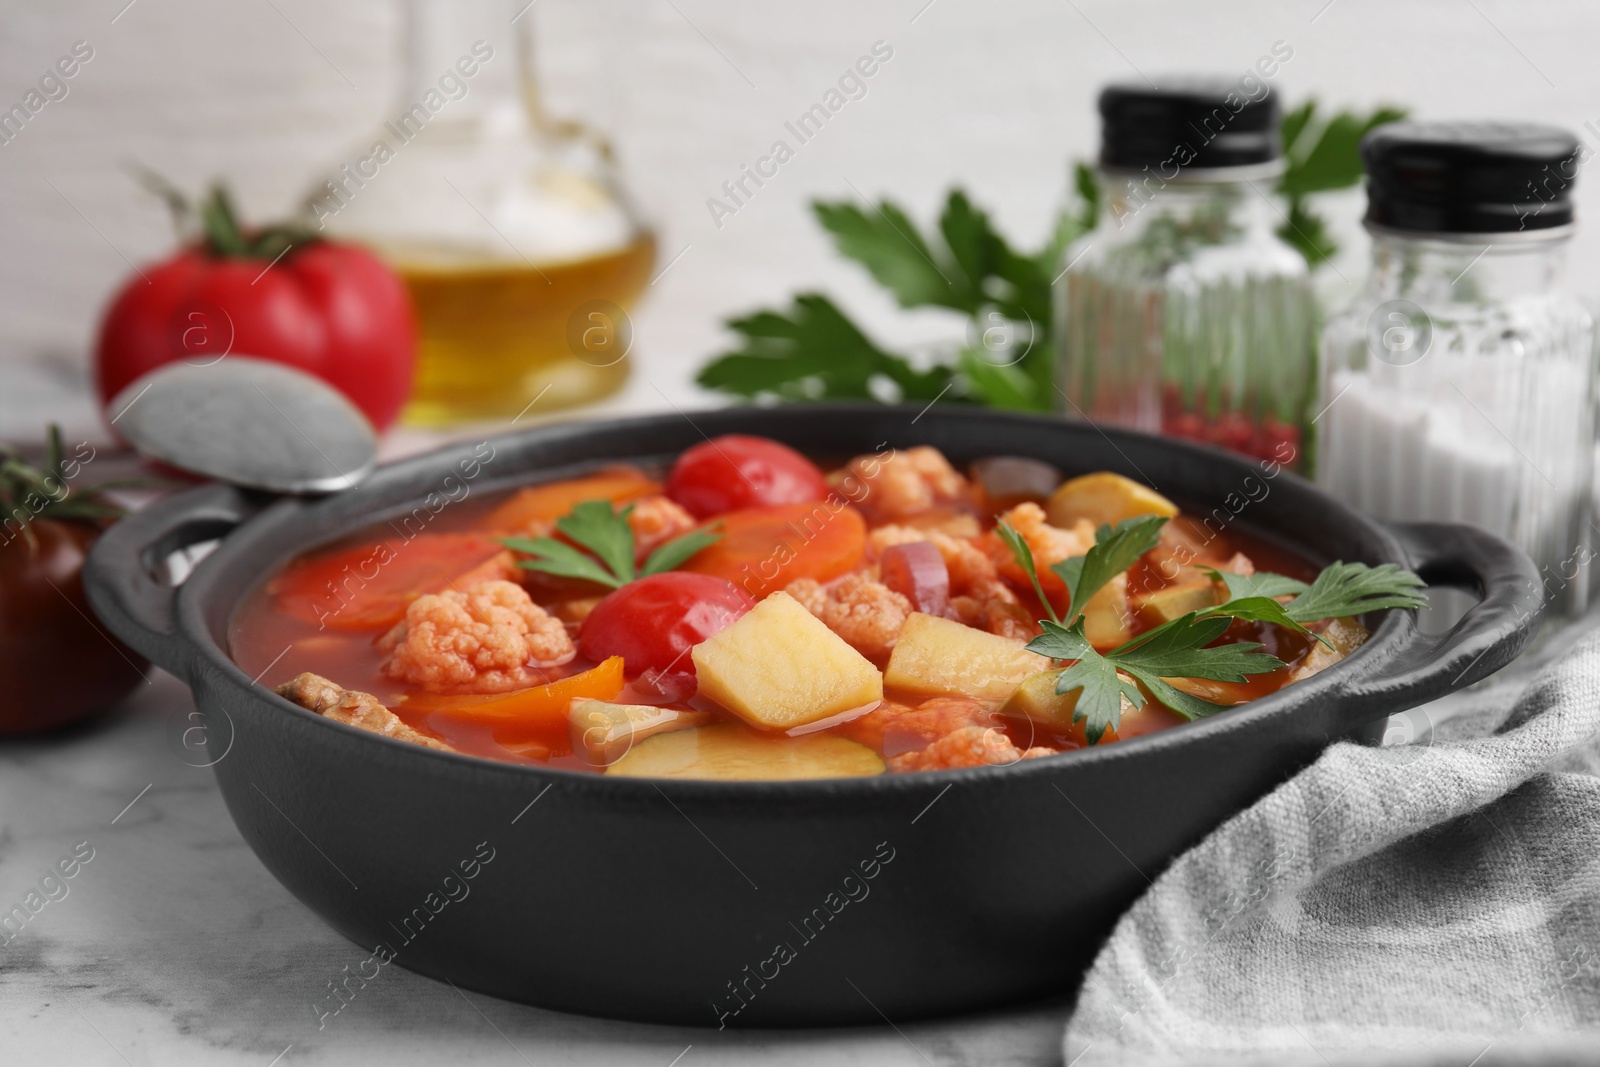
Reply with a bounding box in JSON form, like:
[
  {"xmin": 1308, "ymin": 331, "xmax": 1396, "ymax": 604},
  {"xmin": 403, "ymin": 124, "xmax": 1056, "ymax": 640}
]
[
  {"xmin": 696, "ymin": 178, "xmax": 1095, "ymax": 413},
  {"xmin": 1000, "ymin": 515, "xmax": 1426, "ymax": 743},
  {"xmin": 695, "ymin": 101, "xmax": 1404, "ymax": 410},
  {"xmin": 501, "ymin": 500, "xmax": 721, "ymax": 590}
]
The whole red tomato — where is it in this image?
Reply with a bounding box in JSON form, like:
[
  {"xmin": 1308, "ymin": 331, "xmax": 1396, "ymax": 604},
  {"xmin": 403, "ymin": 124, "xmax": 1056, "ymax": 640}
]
[
  {"xmin": 94, "ymin": 186, "xmax": 415, "ymax": 430},
  {"xmin": 579, "ymin": 573, "xmax": 754, "ymax": 678},
  {"xmin": 666, "ymin": 434, "xmax": 829, "ymax": 518}
]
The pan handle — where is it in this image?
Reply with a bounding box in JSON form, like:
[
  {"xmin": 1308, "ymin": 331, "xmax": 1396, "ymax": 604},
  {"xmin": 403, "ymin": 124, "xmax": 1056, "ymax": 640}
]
[
  {"xmin": 84, "ymin": 483, "xmax": 270, "ymax": 682},
  {"xmin": 1342, "ymin": 521, "xmax": 1543, "ymax": 711}
]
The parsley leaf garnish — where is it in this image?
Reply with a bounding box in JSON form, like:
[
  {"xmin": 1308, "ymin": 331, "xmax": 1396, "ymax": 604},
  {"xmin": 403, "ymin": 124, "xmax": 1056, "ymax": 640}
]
[
  {"xmin": 1178, "ymin": 570, "xmax": 1317, "ymax": 644},
  {"xmin": 501, "ymin": 499, "xmax": 721, "ymax": 589},
  {"xmin": 994, "ymin": 518, "xmax": 1060, "ymax": 625},
  {"xmin": 641, "ymin": 526, "xmax": 723, "ymax": 577},
  {"xmin": 501, "ymin": 534, "xmax": 621, "ymax": 587},
  {"xmin": 1016, "ymin": 519, "xmax": 1427, "ymax": 743},
  {"xmin": 1107, "ymin": 613, "xmax": 1268, "ymax": 678},
  {"xmin": 996, "ymin": 512, "xmax": 1169, "ymax": 628},
  {"xmin": 1028, "ymin": 613, "xmax": 1286, "ymax": 742},
  {"xmin": 559, "ymin": 500, "xmax": 637, "ymax": 583},
  {"xmin": 1280, "ymin": 562, "xmax": 1428, "ymax": 622},
  {"xmin": 1032, "ymin": 620, "xmax": 1143, "ymax": 745},
  {"xmin": 1052, "ymin": 516, "xmax": 1168, "ymax": 625},
  {"xmin": 1206, "ymin": 569, "xmax": 1309, "ymax": 602},
  {"xmin": 1203, "ymin": 562, "xmax": 1427, "ymax": 624}
]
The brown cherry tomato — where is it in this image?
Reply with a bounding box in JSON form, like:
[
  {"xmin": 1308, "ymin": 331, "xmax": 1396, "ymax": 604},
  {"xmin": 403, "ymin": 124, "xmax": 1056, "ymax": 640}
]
[{"xmin": 0, "ymin": 519, "xmax": 147, "ymax": 734}]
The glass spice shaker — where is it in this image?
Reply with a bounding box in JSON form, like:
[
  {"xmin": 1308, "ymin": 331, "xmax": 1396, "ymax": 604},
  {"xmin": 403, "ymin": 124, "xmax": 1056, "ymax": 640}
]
[
  {"xmin": 310, "ymin": 0, "xmax": 656, "ymax": 426},
  {"xmin": 1316, "ymin": 122, "xmax": 1595, "ymax": 615},
  {"xmin": 1056, "ymin": 80, "xmax": 1318, "ymax": 469}
]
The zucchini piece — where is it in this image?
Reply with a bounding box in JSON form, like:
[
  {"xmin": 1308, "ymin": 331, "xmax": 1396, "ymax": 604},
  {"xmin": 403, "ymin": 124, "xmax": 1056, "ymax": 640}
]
[
  {"xmin": 605, "ymin": 723, "xmax": 885, "ymax": 780},
  {"xmin": 884, "ymin": 612, "xmax": 1047, "ymax": 701},
  {"xmin": 1046, "ymin": 471, "xmax": 1178, "ymax": 528}
]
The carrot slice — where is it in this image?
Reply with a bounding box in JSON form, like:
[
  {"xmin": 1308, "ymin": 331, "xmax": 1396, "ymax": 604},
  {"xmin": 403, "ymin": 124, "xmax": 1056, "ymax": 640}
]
[
  {"xmin": 680, "ymin": 502, "xmax": 866, "ymax": 599},
  {"xmin": 484, "ymin": 468, "xmax": 661, "ymax": 533},
  {"xmin": 403, "ymin": 657, "xmax": 626, "ymax": 726},
  {"xmin": 270, "ymin": 533, "xmax": 508, "ymax": 632}
]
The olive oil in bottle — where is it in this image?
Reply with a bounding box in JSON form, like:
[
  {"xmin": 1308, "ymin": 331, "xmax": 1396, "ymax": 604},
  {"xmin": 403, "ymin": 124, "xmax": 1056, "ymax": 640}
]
[
  {"xmin": 311, "ymin": 0, "xmax": 656, "ymax": 425},
  {"xmin": 392, "ymin": 232, "xmax": 657, "ymax": 425}
]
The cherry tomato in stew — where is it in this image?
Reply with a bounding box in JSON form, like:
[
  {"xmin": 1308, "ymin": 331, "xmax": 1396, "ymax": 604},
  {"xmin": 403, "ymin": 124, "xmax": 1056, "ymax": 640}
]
[
  {"xmin": 666, "ymin": 435, "xmax": 829, "ymax": 519},
  {"xmin": 579, "ymin": 573, "xmax": 754, "ymax": 678}
]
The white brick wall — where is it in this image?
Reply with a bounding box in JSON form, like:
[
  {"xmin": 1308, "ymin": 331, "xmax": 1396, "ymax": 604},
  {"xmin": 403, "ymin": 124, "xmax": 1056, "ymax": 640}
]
[{"xmin": 2, "ymin": 0, "xmax": 1595, "ymax": 437}]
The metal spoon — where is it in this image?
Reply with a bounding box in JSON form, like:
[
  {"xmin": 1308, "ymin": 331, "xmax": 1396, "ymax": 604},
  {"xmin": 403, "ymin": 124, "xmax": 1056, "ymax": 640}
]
[{"xmin": 108, "ymin": 358, "xmax": 378, "ymax": 493}]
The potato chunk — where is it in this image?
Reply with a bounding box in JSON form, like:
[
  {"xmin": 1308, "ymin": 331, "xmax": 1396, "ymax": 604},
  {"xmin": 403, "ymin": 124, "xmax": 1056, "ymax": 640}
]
[
  {"xmin": 1046, "ymin": 471, "xmax": 1178, "ymax": 529},
  {"xmin": 606, "ymin": 724, "xmax": 884, "ymax": 780},
  {"xmin": 884, "ymin": 612, "xmax": 1047, "ymax": 702},
  {"xmin": 691, "ymin": 591, "xmax": 883, "ymax": 731}
]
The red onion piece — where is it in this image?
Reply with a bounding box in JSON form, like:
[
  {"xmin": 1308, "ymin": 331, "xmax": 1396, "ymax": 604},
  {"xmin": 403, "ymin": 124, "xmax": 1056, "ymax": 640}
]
[
  {"xmin": 970, "ymin": 456, "xmax": 1062, "ymax": 511},
  {"xmin": 880, "ymin": 541, "xmax": 950, "ymax": 617}
]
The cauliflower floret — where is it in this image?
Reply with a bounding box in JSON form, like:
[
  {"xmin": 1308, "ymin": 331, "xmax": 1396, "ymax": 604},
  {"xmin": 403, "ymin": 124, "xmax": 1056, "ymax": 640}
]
[
  {"xmin": 950, "ymin": 579, "xmax": 1040, "ymax": 641},
  {"xmin": 512, "ymin": 495, "xmax": 696, "ymax": 563},
  {"xmin": 995, "ymin": 502, "xmax": 1094, "ymax": 569},
  {"xmin": 912, "ymin": 512, "xmax": 982, "ymax": 539},
  {"xmin": 840, "ymin": 446, "xmax": 969, "ymax": 521},
  {"xmin": 379, "ymin": 580, "xmax": 575, "ymax": 693},
  {"xmin": 628, "ymin": 495, "xmax": 697, "ymax": 559},
  {"xmin": 784, "ymin": 574, "xmax": 913, "ymax": 663},
  {"xmin": 868, "ymin": 524, "xmax": 924, "ymax": 555},
  {"xmin": 845, "ymin": 695, "xmax": 995, "ymax": 755},
  {"xmin": 885, "ymin": 725, "xmax": 1055, "ymax": 772},
  {"xmin": 935, "ymin": 532, "xmax": 1000, "ymax": 591}
]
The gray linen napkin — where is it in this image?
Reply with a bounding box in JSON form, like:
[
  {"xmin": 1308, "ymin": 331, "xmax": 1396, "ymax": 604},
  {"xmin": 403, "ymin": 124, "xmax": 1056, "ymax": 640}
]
[{"xmin": 1063, "ymin": 614, "xmax": 1600, "ymax": 1066}]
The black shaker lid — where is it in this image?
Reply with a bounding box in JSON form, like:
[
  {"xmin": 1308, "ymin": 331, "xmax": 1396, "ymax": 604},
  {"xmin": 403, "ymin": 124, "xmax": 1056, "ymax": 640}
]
[
  {"xmin": 1098, "ymin": 79, "xmax": 1281, "ymax": 173},
  {"xmin": 1362, "ymin": 121, "xmax": 1581, "ymax": 234}
]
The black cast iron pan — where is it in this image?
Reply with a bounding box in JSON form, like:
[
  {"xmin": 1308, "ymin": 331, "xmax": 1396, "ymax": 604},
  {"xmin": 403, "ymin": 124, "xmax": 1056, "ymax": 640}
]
[{"xmin": 83, "ymin": 405, "xmax": 1541, "ymax": 1027}]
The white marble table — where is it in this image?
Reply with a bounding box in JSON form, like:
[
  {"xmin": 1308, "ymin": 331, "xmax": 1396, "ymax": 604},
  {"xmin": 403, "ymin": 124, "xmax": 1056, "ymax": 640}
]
[{"xmin": 0, "ymin": 640, "xmax": 1071, "ymax": 1067}]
